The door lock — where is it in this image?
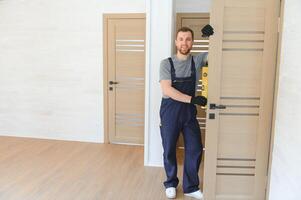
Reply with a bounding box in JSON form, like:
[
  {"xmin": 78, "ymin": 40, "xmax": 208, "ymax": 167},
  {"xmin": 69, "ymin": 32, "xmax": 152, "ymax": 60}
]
[{"xmin": 210, "ymin": 103, "xmax": 226, "ymax": 110}]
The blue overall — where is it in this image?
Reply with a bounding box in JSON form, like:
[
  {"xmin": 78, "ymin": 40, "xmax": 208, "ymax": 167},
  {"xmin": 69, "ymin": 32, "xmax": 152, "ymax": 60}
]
[{"xmin": 160, "ymin": 56, "xmax": 203, "ymax": 193}]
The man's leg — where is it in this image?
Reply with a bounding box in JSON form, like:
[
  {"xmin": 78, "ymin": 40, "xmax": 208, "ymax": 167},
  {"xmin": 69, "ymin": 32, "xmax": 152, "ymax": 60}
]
[
  {"xmin": 160, "ymin": 120, "xmax": 181, "ymax": 188},
  {"xmin": 182, "ymin": 118, "xmax": 203, "ymax": 193}
]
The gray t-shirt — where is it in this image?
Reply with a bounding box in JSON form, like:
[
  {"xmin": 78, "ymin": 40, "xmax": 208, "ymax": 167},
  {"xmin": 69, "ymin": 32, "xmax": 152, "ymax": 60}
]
[{"xmin": 159, "ymin": 53, "xmax": 208, "ymax": 98}]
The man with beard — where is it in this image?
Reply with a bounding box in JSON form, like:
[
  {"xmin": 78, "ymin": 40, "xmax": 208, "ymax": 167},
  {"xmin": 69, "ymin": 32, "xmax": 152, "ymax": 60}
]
[{"xmin": 159, "ymin": 25, "xmax": 214, "ymax": 199}]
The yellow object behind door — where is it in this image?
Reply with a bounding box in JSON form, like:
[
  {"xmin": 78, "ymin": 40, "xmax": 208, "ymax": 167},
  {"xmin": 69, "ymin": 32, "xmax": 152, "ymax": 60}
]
[{"xmin": 201, "ymin": 66, "xmax": 208, "ymax": 98}]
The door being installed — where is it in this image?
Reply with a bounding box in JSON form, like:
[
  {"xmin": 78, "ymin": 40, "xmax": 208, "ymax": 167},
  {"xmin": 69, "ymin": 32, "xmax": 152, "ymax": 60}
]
[{"xmin": 204, "ymin": 0, "xmax": 279, "ymax": 199}]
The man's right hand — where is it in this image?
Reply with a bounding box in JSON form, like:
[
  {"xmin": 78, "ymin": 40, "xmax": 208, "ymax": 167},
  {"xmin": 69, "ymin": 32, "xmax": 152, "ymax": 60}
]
[{"xmin": 190, "ymin": 96, "xmax": 207, "ymax": 106}]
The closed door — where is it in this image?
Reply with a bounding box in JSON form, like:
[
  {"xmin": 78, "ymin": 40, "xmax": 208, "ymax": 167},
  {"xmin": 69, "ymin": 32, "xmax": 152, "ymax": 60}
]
[
  {"xmin": 176, "ymin": 13, "xmax": 210, "ymax": 148},
  {"xmin": 204, "ymin": 0, "xmax": 279, "ymax": 199},
  {"xmin": 104, "ymin": 14, "xmax": 146, "ymax": 145}
]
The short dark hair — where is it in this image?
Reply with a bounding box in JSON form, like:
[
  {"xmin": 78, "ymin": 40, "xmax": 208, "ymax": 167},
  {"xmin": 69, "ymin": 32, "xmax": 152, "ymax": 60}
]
[{"xmin": 176, "ymin": 27, "xmax": 194, "ymax": 40}]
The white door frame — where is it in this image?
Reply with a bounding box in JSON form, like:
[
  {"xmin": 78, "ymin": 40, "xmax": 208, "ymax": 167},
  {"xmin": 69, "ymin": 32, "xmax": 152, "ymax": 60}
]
[
  {"xmin": 143, "ymin": 0, "xmax": 175, "ymax": 166},
  {"xmin": 266, "ymin": 0, "xmax": 285, "ymax": 198}
]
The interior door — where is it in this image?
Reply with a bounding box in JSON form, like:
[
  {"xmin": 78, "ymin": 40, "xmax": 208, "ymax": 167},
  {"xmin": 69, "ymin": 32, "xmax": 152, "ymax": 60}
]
[
  {"xmin": 104, "ymin": 14, "xmax": 146, "ymax": 145},
  {"xmin": 204, "ymin": 0, "xmax": 280, "ymax": 199}
]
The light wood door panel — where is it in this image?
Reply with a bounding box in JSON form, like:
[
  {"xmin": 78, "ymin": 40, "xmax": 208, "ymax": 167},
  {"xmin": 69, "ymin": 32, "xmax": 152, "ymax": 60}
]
[
  {"xmin": 221, "ymin": 51, "xmax": 262, "ymax": 97},
  {"xmin": 204, "ymin": 0, "xmax": 279, "ymax": 199},
  {"xmin": 104, "ymin": 14, "xmax": 145, "ymax": 145}
]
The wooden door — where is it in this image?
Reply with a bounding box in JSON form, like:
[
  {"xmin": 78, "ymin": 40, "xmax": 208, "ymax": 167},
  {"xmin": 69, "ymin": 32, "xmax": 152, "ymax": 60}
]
[
  {"xmin": 204, "ymin": 0, "xmax": 280, "ymax": 199},
  {"xmin": 104, "ymin": 14, "xmax": 146, "ymax": 145},
  {"xmin": 176, "ymin": 13, "xmax": 210, "ymax": 148}
]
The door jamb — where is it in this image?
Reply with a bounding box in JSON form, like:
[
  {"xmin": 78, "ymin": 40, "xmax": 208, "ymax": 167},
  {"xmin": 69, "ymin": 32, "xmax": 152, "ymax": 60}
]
[
  {"xmin": 103, "ymin": 14, "xmax": 109, "ymax": 144},
  {"xmin": 266, "ymin": 0, "xmax": 285, "ymax": 199}
]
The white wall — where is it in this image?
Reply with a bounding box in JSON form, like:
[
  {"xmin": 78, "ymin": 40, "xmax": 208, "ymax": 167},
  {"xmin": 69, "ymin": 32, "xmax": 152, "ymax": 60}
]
[
  {"xmin": 176, "ymin": 0, "xmax": 211, "ymax": 13},
  {"xmin": 0, "ymin": 0, "xmax": 203, "ymax": 166},
  {"xmin": 144, "ymin": 0, "xmax": 175, "ymax": 166},
  {"xmin": 268, "ymin": 0, "xmax": 301, "ymax": 199},
  {"xmin": 0, "ymin": 0, "xmax": 145, "ymax": 143}
]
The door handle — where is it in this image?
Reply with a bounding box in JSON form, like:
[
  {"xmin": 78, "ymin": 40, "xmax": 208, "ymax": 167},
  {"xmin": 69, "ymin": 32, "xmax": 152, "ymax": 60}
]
[
  {"xmin": 210, "ymin": 103, "xmax": 226, "ymax": 110},
  {"xmin": 109, "ymin": 81, "xmax": 119, "ymax": 85}
]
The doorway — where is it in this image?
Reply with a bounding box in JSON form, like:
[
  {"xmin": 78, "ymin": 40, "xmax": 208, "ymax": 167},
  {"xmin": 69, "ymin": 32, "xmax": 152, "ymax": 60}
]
[
  {"xmin": 175, "ymin": 12, "xmax": 210, "ymax": 188},
  {"xmin": 175, "ymin": 0, "xmax": 281, "ymax": 199}
]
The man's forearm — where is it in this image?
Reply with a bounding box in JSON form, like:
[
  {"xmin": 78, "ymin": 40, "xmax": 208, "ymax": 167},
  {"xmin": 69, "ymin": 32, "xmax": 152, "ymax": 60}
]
[
  {"xmin": 163, "ymin": 86, "xmax": 192, "ymax": 103},
  {"xmin": 160, "ymin": 81, "xmax": 207, "ymax": 106}
]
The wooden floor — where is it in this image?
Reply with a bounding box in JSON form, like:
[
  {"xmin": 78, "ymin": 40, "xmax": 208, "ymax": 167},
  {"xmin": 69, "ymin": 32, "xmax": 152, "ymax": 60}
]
[{"xmin": 0, "ymin": 136, "xmax": 204, "ymax": 200}]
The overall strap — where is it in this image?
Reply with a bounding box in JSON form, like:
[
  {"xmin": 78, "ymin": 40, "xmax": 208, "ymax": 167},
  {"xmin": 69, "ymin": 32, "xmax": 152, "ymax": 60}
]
[
  {"xmin": 168, "ymin": 57, "xmax": 176, "ymax": 81},
  {"xmin": 190, "ymin": 56, "xmax": 196, "ymax": 77}
]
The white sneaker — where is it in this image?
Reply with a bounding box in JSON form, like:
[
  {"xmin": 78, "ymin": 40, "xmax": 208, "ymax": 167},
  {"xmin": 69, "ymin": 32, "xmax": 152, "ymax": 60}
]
[
  {"xmin": 184, "ymin": 190, "xmax": 204, "ymax": 199},
  {"xmin": 165, "ymin": 187, "xmax": 176, "ymax": 199}
]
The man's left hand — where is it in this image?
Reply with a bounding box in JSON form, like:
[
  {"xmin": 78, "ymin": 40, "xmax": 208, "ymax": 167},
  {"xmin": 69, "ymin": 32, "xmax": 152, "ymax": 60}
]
[
  {"xmin": 201, "ymin": 24, "xmax": 214, "ymax": 37},
  {"xmin": 190, "ymin": 96, "xmax": 207, "ymax": 106}
]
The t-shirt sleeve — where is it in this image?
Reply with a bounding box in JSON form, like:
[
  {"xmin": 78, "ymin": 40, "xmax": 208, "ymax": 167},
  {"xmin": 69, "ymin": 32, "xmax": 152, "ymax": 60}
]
[
  {"xmin": 159, "ymin": 59, "xmax": 171, "ymax": 81},
  {"xmin": 194, "ymin": 52, "xmax": 208, "ymax": 69}
]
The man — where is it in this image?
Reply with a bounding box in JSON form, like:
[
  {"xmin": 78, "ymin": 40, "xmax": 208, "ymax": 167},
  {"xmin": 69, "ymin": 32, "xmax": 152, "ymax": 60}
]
[{"xmin": 159, "ymin": 25, "xmax": 214, "ymax": 199}]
